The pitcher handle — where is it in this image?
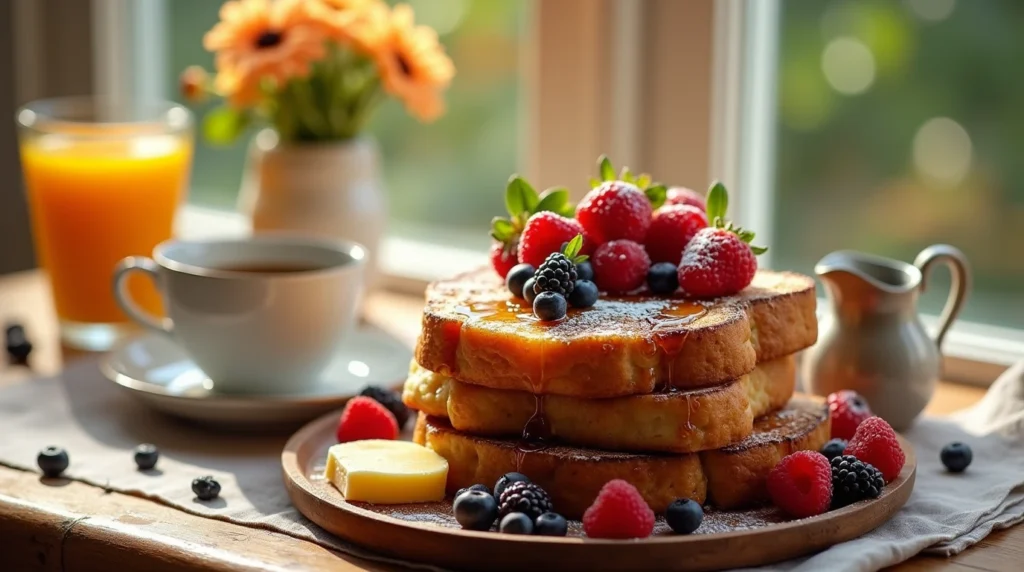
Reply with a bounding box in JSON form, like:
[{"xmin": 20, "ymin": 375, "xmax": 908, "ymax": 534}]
[{"xmin": 914, "ymin": 244, "xmax": 971, "ymax": 350}]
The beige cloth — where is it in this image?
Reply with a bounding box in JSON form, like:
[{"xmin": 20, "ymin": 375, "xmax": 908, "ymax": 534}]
[{"xmin": 1, "ymin": 356, "xmax": 1024, "ymax": 571}]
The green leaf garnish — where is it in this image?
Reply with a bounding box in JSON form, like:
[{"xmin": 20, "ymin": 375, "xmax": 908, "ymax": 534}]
[
  {"xmin": 535, "ymin": 187, "xmax": 570, "ymax": 215},
  {"xmin": 561, "ymin": 234, "xmax": 589, "ymax": 264},
  {"xmin": 636, "ymin": 173, "xmax": 652, "ymax": 189},
  {"xmin": 490, "ymin": 217, "xmax": 516, "ymax": 242},
  {"xmin": 619, "ymin": 167, "xmax": 634, "ymax": 184},
  {"xmin": 589, "ymin": 177, "xmax": 602, "ymax": 189},
  {"xmin": 750, "ymin": 245, "xmax": 769, "ymax": 255},
  {"xmin": 598, "ymin": 155, "xmax": 616, "ymax": 181},
  {"xmin": 706, "ymin": 182, "xmax": 728, "ymax": 224},
  {"xmin": 644, "ymin": 184, "xmax": 667, "ymax": 210},
  {"xmin": 505, "ymin": 176, "xmax": 539, "ymax": 217}
]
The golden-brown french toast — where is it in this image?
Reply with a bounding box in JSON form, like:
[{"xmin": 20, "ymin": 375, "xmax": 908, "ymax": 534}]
[
  {"xmin": 415, "ymin": 268, "xmax": 815, "ymax": 398},
  {"xmin": 413, "ymin": 397, "xmax": 829, "ymax": 518},
  {"xmin": 402, "ymin": 355, "xmax": 796, "ymax": 453}
]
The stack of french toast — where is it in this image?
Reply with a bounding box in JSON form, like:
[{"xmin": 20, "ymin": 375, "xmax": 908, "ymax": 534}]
[{"xmin": 403, "ymin": 267, "xmax": 829, "ymax": 519}]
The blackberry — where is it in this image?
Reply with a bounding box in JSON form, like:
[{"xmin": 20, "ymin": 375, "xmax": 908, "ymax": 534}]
[
  {"xmin": 534, "ymin": 252, "xmax": 577, "ymax": 297},
  {"xmin": 359, "ymin": 385, "xmax": 411, "ymax": 429},
  {"xmin": 498, "ymin": 481, "xmax": 553, "ymax": 520},
  {"xmin": 830, "ymin": 455, "xmax": 884, "ymax": 508}
]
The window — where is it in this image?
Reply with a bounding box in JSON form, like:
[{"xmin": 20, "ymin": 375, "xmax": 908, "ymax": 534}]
[
  {"xmin": 771, "ymin": 0, "xmax": 1024, "ymax": 332},
  {"xmin": 162, "ymin": 0, "xmax": 523, "ymax": 252}
]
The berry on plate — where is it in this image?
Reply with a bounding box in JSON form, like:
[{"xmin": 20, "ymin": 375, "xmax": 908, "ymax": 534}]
[
  {"xmin": 665, "ymin": 498, "xmax": 704, "ymax": 534},
  {"xmin": 767, "ymin": 451, "xmax": 833, "ymax": 518},
  {"xmin": 498, "ymin": 481, "xmax": 553, "ymax": 520},
  {"xmin": 830, "ymin": 455, "xmax": 884, "ymax": 508},
  {"xmin": 533, "ymin": 235, "xmax": 588, "ymax": 298},
  {"xmin": 647, "ymin": 262, "xmax": 680, "ymax": 295},
  {"xmin": 568, "ymin": 279, "xmax": 599, "ymax": 309},
  {"xmin": 37, "ymin": 446, "xmax": 69, "ymax": 478},
  {"xmin": 665, "ymin": 186, "xmax": 706, "ymax": 211},
  {"xmin": 845, "ymin": 416, "xmax": 905, "ymax": 483},
  {"xmin": 940, "ymin": 442, "xmax": 972, "ymax": 473},
  {"xmin": 505, "ymin": 263, "xmax": 535, "ymax": 299},
  {"xmin": 499, "ymin": 512, "xmax": 534, "ymax": 535},
  {"xmin": 456, "ymin": 483, "xmax": 492, "ymax": 498},
  {"xmin": 359, "ymin": 385, "xmax": 411, "ymax": 429},
  {"xmin": 533, "ymin": 291, "xmax": 567, "ymax": 321},
  {"xmin": 534, "ymin": 512, "xmax": 568, "ymax": 536},
  {"xmin": 827, "ymin": 390, "xmax": 873, "ymax": 440},
  {"xmin": 576, "ymin": 180, "xmax": 653, "ymax": 244},
  {"xmin": 491, "ymin": 176, "xmax": 578, "ymax": 273},
  {"xmin": 592, "ymin": 240, "xmax": 651, "ymax": 293},
  {"xmin": 644, "ymin": 204, "xmax": 708, "ymax": 264},
  {"xmin": 494, "ymin": 472, "xmax": 530, "ymax": 499},
  {"xmin": 519, "ymin": 212, "xmax": 587, "ymax": 268},
  {"xmin": 820, "ymin": 438, "xmax": 848, "ymax": 461},
  {"xmin": 676, "ymin": 183, "xmax": 767, "ymax": 298},
  {"xmin": 453, "ymin": 489, "xmax": 498, "ymax": 531},
  {"xmin": 335, "ymin": 396, "xmax": 400, "ymax": 443},
  {"xmin": 582, "ymin": 479, "xmax": 655, "ymax": 539}
]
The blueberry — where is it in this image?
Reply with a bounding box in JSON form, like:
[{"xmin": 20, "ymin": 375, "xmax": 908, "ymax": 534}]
[
  {"xmin": 192, "ymin": 475, "xmax": 222, "ymax": 501},
  {"xmin": 499, "ymin": 512, "xmax": 534, "ymax": 535},
  {"xmin": 37, "ymin": 446, "xmax": 69, "ymax": 478},
  {"xmin": 567, "ymin": 279, "xmax": 599, "ymax": 309},
  {"xmin": 665, "ymin": 498, "xmax": 703, "ymax": 534},
  {"xmin": 456, "ymin": 483, "xmax": 491, "ymax": 498},
  {"xmin": 494, "ymin": 472, "xmax": 530, "ymax": 499},
  {"xmin": 506, "ymin": 264, "xmax": 536, "ymax": 299},
  {"xmin": 533, "ymin": 291, "xmax": 567, "ymax": 321},
  {"xmin": 576, "ymin": 261, "xmax": 594, "ymax": 282},
  {"xmin": 5, "ymin": 323, "xmax": 32, "ymax": 362},
  {"xmin": 453, "ymin": 490, "xmax": 498, "ymax": 531},
  {"xmin": 134, "ymin": 444, "xmax": 160, "ymax": 471},
  {"xmin": 940, "ymin": 442, "xmax": 972, "ymax": 473},
  {"xmin": 820, "ymin": 438, "xmax": 847, "ymax": 461},
  {"xmin": 523, "ymin": 277, "xmax": 538, "ymax": 305},
  {"xmin": 534, "ymin": 512, "xmax": 568, "ymax": 536},
  {"xmin": 647, "ymin": 262, "xmax": 679, "ymax": 295}
]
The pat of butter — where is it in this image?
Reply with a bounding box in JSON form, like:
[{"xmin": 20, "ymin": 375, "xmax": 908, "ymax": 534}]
[{"xmin": 324, "ymin": 440, "xmax": 449, "ymax": 504}]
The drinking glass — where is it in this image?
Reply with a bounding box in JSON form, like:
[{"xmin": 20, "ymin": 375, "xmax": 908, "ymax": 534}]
[{"xmin": 16, "ymin": 97, "xmax": 193, "ymax": 350}]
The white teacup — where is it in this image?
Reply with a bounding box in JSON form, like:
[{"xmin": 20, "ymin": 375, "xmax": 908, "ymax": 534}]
[{"xmin": 113, "ymin": 236, "xmax": 365, "ymax": 394}]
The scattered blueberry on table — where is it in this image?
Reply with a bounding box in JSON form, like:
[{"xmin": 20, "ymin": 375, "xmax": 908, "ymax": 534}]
[
  {"xmin": 192, "ymin": 475, "xmax": 222, "ymax": 501},
  {"xmin": 37, "ymin": 446, "xmax": 69, "ymax": 477},
  {"xmin": 5, "ymin": 323, "xmax": 33, "ymax": 362},
  {"xmin": 134, "ymin": 444, "xmax": 160, "ymax": 471},
  {"xmin": 940, "ymin": 442, "xmax": 972, "ymax": 473}
]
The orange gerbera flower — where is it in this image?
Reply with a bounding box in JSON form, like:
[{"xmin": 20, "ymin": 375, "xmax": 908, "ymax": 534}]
[
  {"xmin": 204, "ymin": 0, "xmax": 328, "ymax": 106},
  {"xmin": 372, "ymin": 4, "xmax": 455, "ymax": 122},
  {"xmin": 312, "ymin": 0, "xmax": 388, "ymax": 52}
]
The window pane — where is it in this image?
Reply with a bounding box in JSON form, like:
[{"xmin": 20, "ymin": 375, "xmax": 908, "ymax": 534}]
[
  {"xmin": 165, "ymin": 0, "xmax": 520, "ymax": 248},
  {"xmin": 774, "ymin": 0, "xmax": 1024, "ymax": 329}
]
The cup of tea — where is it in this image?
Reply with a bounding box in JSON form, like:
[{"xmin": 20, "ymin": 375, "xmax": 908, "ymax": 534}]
[{"xmin": 112, "ymin": 235, "xmax": 365, "ymax": 394}]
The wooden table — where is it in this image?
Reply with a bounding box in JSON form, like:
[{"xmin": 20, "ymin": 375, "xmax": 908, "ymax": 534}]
[{"xmin": 1, "ymin": 270, "xmax": 1021, "ymax": 572}]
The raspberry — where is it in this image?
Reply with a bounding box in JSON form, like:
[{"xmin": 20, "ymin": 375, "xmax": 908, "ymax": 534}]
[
  {"xmin": 644, "ymin": 205, "xmax": 708, "ymax": 264},
  {"xmin": 591, "ymin": 240, "xmax": 650, "ymax": 293},
  {"xmin": 665, "ymin": 186, "xmax": 706, "ymax": 211},
  {"xmin": 518, "ymin": 212, "xmax": 585, "ymax": 268},
  {"xmin": 766, "ymin": 451, "xmax": 833, "ymax": 518},
  {"xmin": 845, "ymin": 417, "xmax": 905, "ymax": 483},
  {"xmin": 490, "ymin": 241, "xmax": 518, "ymax": 279},
  {"xmin": 677, "ymin": 228, "xmax": 758, "ymax": 298},
  {"xmin": 827, "ymin": 390, "xmax": 873, "ymax": 440},
  {"xmin": 576, "ymin": 181, "xmax": 652, "ymax": 244},
  {"xmin": 335, "ymin": 396, "xmax": 399, "ymax": 443},
  {"xmin": 582, "ymin": 479, "xmax": 655, "ymax": 539}
]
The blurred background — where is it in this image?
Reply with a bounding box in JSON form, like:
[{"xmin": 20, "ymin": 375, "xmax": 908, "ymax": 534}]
[{"xmin": 0, "ymin": 0, "xmax": 1021, "ymax": 356}]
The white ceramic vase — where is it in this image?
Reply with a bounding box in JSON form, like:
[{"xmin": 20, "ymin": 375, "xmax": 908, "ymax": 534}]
[{"xmin": 239, "ymin": 130, "xmax": 387, "ymax": 285}]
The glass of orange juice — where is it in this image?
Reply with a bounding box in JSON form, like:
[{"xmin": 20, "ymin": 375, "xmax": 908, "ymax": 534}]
[{"xmin": 16, "ymin": 97, "xmax": 193, "ymax": 350}]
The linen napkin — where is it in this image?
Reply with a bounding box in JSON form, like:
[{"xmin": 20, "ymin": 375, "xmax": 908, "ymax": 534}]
[{"xmin": 1, "ymin": 356, "xmax": 1023, "ymax": 571}]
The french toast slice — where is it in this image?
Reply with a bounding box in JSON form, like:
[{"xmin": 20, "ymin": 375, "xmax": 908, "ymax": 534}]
[
  {"xmin": 414, "ymin": 398, "xmax": 830, "ymax": 519},
  {"xmin": 415, "ymin": 268, "xmax": 815, "ymax": 398},
  {"xmin": 402, "ymin": 355, "xmax": 796, "ymax": 453}
]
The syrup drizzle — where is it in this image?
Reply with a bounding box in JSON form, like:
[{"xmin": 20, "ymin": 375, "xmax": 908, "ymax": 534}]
[{"xmin": 650, "ymin": 301, "xmax": 707, "ymax": 390}]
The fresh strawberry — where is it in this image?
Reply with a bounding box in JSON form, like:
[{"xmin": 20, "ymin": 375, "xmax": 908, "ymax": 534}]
[
  {"xmin": 665, "ymin": 187, "xmax": 706, "ymax": 211},
  {"xmin": 491, "ymin": 176, "xmax": 577, "ymax": 275},
  {"xmin": 644, "ymin": 205, "xmax": 708, "ymax": 264},
  {"xmin": 582, "ymin": 479, "xmax": 655, "ymax": 539},
  {"xmin": 490, "ymin": 241, "xmax": 518, "ymax": 279},
  {"xmin": 576, "ymin": 156, "xmax": 668, "ymax": 245},
  {"xmin": 827, "ymin": 390, "xmax": 874, "ymax": 440},
  {"xmin": 845, "ymin": 417, "xmax": 905, "ymax": 483},
  {"xmin": 676, "ymin": 183, "xmax": 766, "ymax": 298},
  {"xmin": 767, "ymin": 451, "xmax": 833, "ymax": 518},
  {"xmin": 592, "ymin": 240, "xmax": 650, "ymax": 293},
  {"xmin": 335, "ymin": 396, "xmax": 399, "ymax": 443},
  {"xmin": 519, "ymin": 212, "xmax": 587, "ymax": 268}
]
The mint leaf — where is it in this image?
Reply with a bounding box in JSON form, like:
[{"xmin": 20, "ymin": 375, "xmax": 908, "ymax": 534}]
[
  {"xmin": 490, "ymin": 217, "xmax": 516, "ymax": 242},
  {"xmin": 737, "ymin": 229, "xmax": 755, "ymax": 243},
  {"xmin": 750, "ymin": 245, "xmax": 769, "ymax": 255},
  {"xmin": 202, "ymin": 106, "xmax": 249, "ymax": 146},
  {"xmin": 620, "ymin": 167, "xmax": 634, "ymax": 184},
  {"xmin": 589, "ymin": 177, "xmax": 602, "ymax": 189},
  {"xmin": 599, "ymin": 155, "xmax": 615, "ymax": 181},
  {"xmin": 706, "ymin": 182, "xmax": 728, "ymax": 223},
  {"xmin": 573, "ymin": 254, "xmax": 589, "ymax": 264},
  {"xmin": 563, "ymin": 234, "xmax": 584, "ymax": 258},
  {"xmin": 558, "ymin": 203, "xmax": 577, "ymax": 218},
  {"xmin": 636, "ymin": 173, "xmax": 652, "ymax": 189},
  {"xmin": 506, "ymin": 176, "xmax": 539, "ymax": 217},
  {"xmin": 644, "ymin": 184, "xmax": 667, "ymax": 210},
  {"xmin": 535, "ymin": 187, "xmax": 569, "ymax": 215}
]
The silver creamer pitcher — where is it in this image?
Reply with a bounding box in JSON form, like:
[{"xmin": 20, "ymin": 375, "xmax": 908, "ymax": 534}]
[{"xmin": 803, "ymin": 245, "xmax": 971, "ymax": 430}]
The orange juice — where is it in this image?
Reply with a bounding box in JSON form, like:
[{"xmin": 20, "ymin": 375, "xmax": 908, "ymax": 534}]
[{"xmin": 20, "ymin": 134, "xmax": 192, "ymax": 326}]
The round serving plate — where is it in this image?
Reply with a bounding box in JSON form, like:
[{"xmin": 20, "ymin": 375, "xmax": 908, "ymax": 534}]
[{"xmin": 282, "ymin": 410, "xmax": 917, "ymax": 571}]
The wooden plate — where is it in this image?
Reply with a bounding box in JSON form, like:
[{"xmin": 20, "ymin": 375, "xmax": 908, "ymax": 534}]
[{"xmin": 283, "ymin": 411, "xmax": 916, "ymax": 571}]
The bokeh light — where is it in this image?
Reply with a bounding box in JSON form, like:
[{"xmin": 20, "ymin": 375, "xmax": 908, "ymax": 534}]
[
  {"xmin": 906, "ymin": 0, "xmax": 956, "ymax": 23},
  {"xmin": 912, "ymin": 117, "xmax": 973, "ymax": 187},
  {"xmin": 821, "ymin": 37, "xmax": 876, "ymax": 95}
]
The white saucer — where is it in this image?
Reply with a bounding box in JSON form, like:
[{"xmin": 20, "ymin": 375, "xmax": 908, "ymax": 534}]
[{"xmin": 100, "ymin": 327, "xmax": 412, "ymax": 430}]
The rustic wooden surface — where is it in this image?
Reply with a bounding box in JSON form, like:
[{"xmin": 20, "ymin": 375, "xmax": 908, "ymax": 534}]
[{"xmin": 0, "ymin": 269, "xmax": 1021, "ymax": 572}]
